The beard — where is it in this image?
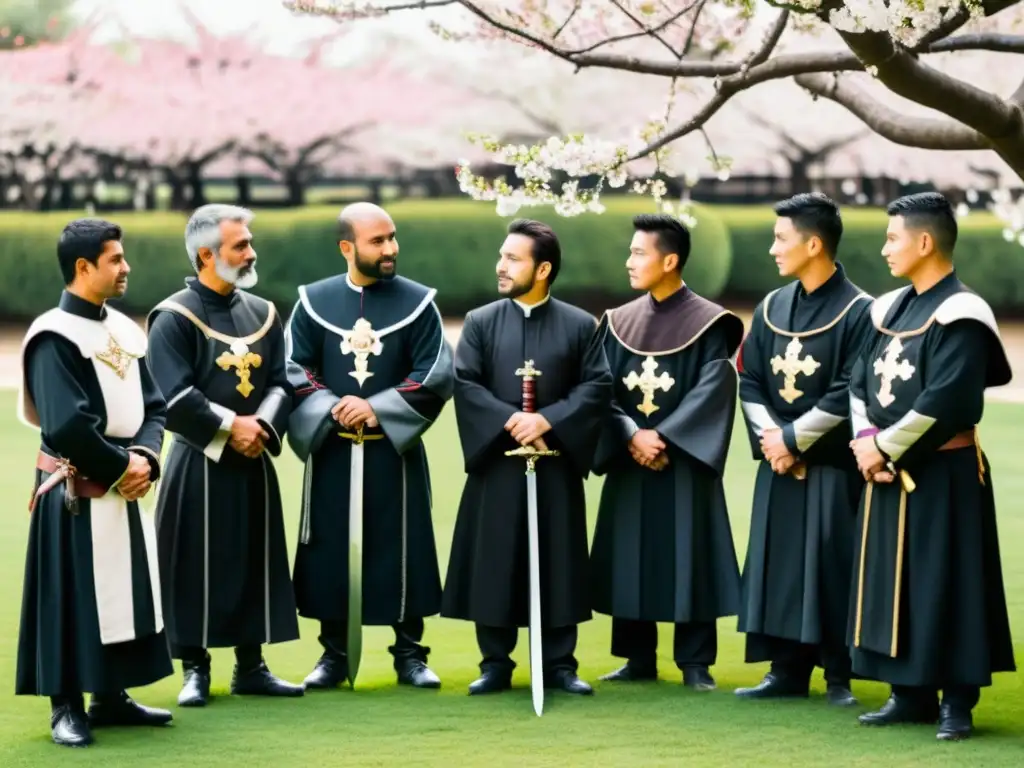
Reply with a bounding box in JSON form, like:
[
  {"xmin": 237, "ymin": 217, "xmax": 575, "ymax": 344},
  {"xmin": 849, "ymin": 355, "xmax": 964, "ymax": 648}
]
[
  {"xmin": 498, "ymin": 274, "xmax": 534, "ymax": 299},
  {"xmin": 354, "ymin": 246, "xmax": 397, "ymax": 280},
  {"xmin": 215, "ymin": 255, "xmax": 258, "ymax": 289}
]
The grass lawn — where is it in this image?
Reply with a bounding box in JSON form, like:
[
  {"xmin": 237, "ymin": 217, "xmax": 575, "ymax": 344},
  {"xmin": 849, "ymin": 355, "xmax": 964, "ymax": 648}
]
[{"xmin": 0, "ymin": 391, "xmax": 1023, "ymax": 766}]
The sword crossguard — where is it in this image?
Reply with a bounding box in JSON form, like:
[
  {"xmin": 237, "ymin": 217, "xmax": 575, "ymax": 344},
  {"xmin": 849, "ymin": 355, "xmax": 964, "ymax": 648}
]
[
  {"xmin": 338, "ymin": 424, "xmax": 384, "ymax": 444},
  {"xmin": 505, "ymin": 444, "xmax": 560, "ymax": 471}
]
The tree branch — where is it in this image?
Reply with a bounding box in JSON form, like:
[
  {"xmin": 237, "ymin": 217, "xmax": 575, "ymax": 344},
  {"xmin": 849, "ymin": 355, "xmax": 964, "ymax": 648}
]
[
  {"xmin": 926, "ymin": 33, "xmax": 1024, "ymax": 54},
  {"xmin": 794, "ymin": 73, "xmax": 992, "ymax": 151}
]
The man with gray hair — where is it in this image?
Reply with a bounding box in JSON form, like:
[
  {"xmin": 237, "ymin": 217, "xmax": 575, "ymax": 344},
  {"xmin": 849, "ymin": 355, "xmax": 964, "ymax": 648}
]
[{"xmin": 144, "ymin": 203, "xmax": 304, "ymax": 707}]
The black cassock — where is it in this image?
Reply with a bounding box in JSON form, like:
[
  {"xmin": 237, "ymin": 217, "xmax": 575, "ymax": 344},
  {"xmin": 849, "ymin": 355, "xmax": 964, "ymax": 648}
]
[
  {"xmin": 286, "ymin": 273, "xmax": 453, "ymax": 663},
  {"xmin": 590, "ymin": 287, "xmax": 744, "ymax": 670},
  {"xmin": 16, "ymin": 291, "xmax": 173, "ymax": 699},
  {"xmin": 736, "ymin": 264, "xmax": 873, "ymax": 685},
  {"xmin": 145, "ymin": 278, "xmax": 298, "ymax": 660},
  {"xmin": 849, "ymin": 271, "xmax": 1015, "ymax": 704},
  {"xmin": 441, "ymin": 295, "xmax": 612, "ymax": 675}
]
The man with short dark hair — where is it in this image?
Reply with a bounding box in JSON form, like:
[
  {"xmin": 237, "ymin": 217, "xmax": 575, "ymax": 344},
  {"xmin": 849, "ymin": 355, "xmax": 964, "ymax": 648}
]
[
  {"xmin": 734, "ymin": 192, "xmax": 872, "ymax": 706},
  {"xmin": 16, "ymin": 218, "xmax": 174, "ymax": 747},
  {"xmin": 145, "ymin": 204, "xmax": 304, "ymax": 707},
  {"xmin": 442, "ymin": 217, "xmax": 612, "ymax": 696},
  {"xmin": 286, "ymin": 202, "xmax": 454, "ymax": 691},
  {"xmin": 847, "ymin": 191, "xmax": 1015, "ymax": 741},
  {"xmin": 591, "ymin": 213, "xmax": 744, "ymax": 690}
]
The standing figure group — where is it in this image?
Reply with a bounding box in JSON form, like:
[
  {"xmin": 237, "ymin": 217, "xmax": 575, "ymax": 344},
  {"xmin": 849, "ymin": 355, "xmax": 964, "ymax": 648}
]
[{"xmin": 13, "ymin": 190, "xmax": 1015, "ymax": 749}]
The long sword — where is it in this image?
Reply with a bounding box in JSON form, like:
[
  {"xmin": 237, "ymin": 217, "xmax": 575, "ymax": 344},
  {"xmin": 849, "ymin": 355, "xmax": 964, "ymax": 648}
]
[
  {"xmin": 505, "ymin": 359, "xmax": 559, "ymax": 717},
  {"xmin": 339, "ymin": 423, "xmax": 383, "ymax": 688}
]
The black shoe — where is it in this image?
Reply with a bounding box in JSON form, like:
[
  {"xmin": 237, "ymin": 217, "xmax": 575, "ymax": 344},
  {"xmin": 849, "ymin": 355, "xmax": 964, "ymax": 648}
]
[
  {"xmin": 88, "ymin": 691, "xmax": 173, "ymax": 727},
  {"xmin": 858, "ymin": 694, "xmax": 938, "ymax": 726},
  {"xmin": 825, "ymin": 684, "xmax": 859, "ymax": 707},
  {"xmin": 735, "ymin": 673, "xmax": 809, "ymax": 699},
  {"xmin": 936, "ymin": 702, "xmax": 972, "ymax": 741},
  {"xmin": 682, "ymin": 665, "xmax": 716, "ymax": 691},
  {"xmin": 468, "ymin": 669, "xmax": 512, "ymax": 695},
  {"xmin": 231, "ymin": 661, "xmax": 304, "ymax": 697},
  {"xmin": 599, "ymin": 660, "xmax": 657, "ymax": 682},
  {"xmin": 178, "ymin": 666, "xmax": 211, "ymax": 707},
  {"xmin": 51, "ymin": 702, "xmax": 92, "ymax": 747},
  {"xmin": 397, "ymin": 659, "xmax": 441, "ymax": 689},
  {"xmin": 546, "ymin": 669, "xmax": 593, "ymax": 695},
  {"xmin": 303, "ymin": 654, "xmax": 348, "ymax": 690}
]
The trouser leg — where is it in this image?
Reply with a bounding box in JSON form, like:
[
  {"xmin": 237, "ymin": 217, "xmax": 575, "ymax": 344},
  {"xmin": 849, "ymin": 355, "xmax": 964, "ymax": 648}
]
[
  {"xmin": 476, "ymin": 624, "xmax": 517, "ymax": 677},
  {"xmin": 389, "ymin": 617, "xmax": 430, "ymax": 667},
  {"xmin": 610, "ymin": 618, "xmax": 657, "ymax": 668},
  {"xmin": 542, "ymin": 624, "xmax": 579, "ymax": 675},
  {"xmin": 673, "ymin": 621, "xmax": 718, "ymax": 668}
]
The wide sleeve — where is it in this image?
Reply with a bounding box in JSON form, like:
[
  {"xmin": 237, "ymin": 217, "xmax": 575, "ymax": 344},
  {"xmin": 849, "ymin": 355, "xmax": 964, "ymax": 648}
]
[
  {"xmin": 127, "ymin": 355, "xmax": 167, "ymax": 481},
  {"xmin": 654, "ymin": 322, "xmax": 737, "ymax": 477},
  {"xmin": 146, "ymin": 310, "xmax": 235, "ymax": 464},
  {"xmin": 367, "ymin": 302, "xmax": 453, "ymax": 454},
  {"xmin": 537, "ymin": 318, "xmax": 614, "ymax": 478},
  {"xmin": 782, "ymin": 299, "xmax": 873, "ymax": 456},
  {"xmin": 591, "ymin": 315, "xmax": 640, "ymax": 476},
  {"xmin": 253, "ymin": 314, "xmax": 292, "ymax": 457},
  {"xmin": 848, "ymin": 336, "xmax": 874, "ymax": 437},
  {"xmin": 453, "ymin": 310, "xmax": 519, "ymax": 473},
  {"xmin": 737, "ymin": 309, "xmax": 785, "ymax": 460},
  {"xmin": 26, "ymin": 334, "xmax": 132, "ymax": 490},
  {"xmin": 874, "ymin": 321, "xmax": 989, "ymax": 468},
  {"xmin": 284, "ymin": 298, "xmax": 339, "ymax": 462}
]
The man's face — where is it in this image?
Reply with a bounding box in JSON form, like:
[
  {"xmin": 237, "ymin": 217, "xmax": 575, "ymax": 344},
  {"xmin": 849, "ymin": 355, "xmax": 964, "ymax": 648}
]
[
  {"xmin": 881, "ymin": 215, "xmax": 923, "ymax": 279},
  {"xmin": 496, "ymin": 233, "xmax": 538, "ymax": 298},
  {"xmin": 347, "ymin": 215, "xmax": 399, "ymax": 280},
  {"xmin": 625, "ymin": 230, "xmax": 672, "ymax": 291},
  {"xmin": 81, "ymin": 239, "xmax": 129, "ymax": 299},
  {"xmin": 208, "ymin": 219, "xmax": 257, "ymax": 289},
  {"xmin": 769, "ymin": 217, "xmax": 814, "ymax": 279}
]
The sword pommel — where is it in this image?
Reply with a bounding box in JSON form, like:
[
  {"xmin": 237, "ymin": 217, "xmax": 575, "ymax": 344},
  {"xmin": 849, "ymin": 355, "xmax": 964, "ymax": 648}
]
[{"xmin": 515, "ymin": 359, "xmax": 541, "ymax": 414}]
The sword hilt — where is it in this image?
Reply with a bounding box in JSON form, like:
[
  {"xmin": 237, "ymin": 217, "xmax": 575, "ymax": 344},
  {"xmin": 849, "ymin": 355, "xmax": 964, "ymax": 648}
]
[
  {"xmin": 505, "ymin": 444, "xmax": 560, "ymax": 471},
  {"xmin": 338, "ymin": 424, "xmax": 384, "ymax": 444},
  {"xmin": 515, "ymin": 359, "xmax": 541, "ymax": 414}
]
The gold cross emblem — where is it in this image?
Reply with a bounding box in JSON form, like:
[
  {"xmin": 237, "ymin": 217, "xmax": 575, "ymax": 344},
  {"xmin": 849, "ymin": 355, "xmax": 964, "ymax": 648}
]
[
  {"xmin": 873, "ymin": 337, "xmax": 915, "ymax": 408},
  {"xmin": 623, "ymin": 355, "xmax": 675, "ymax": 417},
  {"xmin": 94, "ymin": 334, "xmax": 137, "ymax": 379},
  {"xmin": 216, "ymin": 340, "xmax": 262, "ymax": 398},
  {"xmin": 771, "ymin": 338, "xmax": 820, "ymax": 404},
  {"xmin": 340, "ymin": 317, "xmax": 383, "ymax": 387}
]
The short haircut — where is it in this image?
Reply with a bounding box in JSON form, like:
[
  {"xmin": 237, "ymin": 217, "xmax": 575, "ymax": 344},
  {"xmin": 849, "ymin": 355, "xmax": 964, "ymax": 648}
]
[
  {"xmin": 632, "ymin": 214, "xmax": 691, "ymax": 271},
  {"xmin": 773, "ymin": 192, "xmax": 843, "ymax": 256},
  {"xmin": 56, "ymin": 218, "xmax": 122, "ymax": 285},
  {"xmin": 185, "ymin": 203, "xmax": 254, "ymax": 272},
  {"xmin": 507, "ymin": 218, "xmax": 562, "ymax": 285},
  {"xmin": 886, "ymin": 191, "xmax": 958, "ymax": 255}
]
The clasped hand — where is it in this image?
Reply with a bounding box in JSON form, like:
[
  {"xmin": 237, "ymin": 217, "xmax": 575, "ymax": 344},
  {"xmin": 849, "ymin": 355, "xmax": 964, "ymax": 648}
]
[
  {"xmin": 849, "ymin": 435, "xmax": 895, "ymax": 483},
  {"xmin": 230, "ymin": 415, "xmax": 269, "ymax": 458},
  {"xmin": 759, "ymin": 428, "xmax": 796, "ymax": 475},
  {"xmin": 505, "ymin": 411, "xmax": 551, "ymax": 447},
  {"xmin": 117, "ymin": 452, "xmax": 152, "ymax": 501},
  {"xmin": 333, "ymin": 396, "xmax": 378, "ymax": 429},
  {"xmin": 629, "ymin": 429, "xmax": 669, "ymax": 471}
]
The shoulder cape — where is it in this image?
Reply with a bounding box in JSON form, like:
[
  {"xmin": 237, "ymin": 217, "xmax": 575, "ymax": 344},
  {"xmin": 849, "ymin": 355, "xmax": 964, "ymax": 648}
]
[
  {"xmin": 298, "ymin": 274, "xmax": 436, "ymax": 340},
  {"xmin": 145, "ymin": 285, "xmax": 276, "ymax": 348},
  {"xmin": 761, "ymin": 280, "xmax": 870, "ymax": 338},
  {"xmin": 605, "ymin": 290, "xmax": 743, "ymax": 357}
]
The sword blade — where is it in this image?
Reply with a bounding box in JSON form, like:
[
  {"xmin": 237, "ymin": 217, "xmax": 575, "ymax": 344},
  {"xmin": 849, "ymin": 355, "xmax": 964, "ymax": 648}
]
[
  {"xmin": 526, "ymin": 466, "xmax": 544, "ymax": 717},
  {"xmin": 347, "ymin": 440, "xmax": 364, "ymax": 688}
]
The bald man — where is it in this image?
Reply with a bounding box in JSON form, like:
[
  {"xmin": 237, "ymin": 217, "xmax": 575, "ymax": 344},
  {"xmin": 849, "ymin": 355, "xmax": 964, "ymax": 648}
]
[{"xmin": 285, "ymin": 203, "xmax": 454, "ymax": 690}]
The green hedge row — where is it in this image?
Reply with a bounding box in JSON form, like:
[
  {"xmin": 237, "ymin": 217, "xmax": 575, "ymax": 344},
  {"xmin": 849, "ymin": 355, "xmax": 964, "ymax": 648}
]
[
  {"xmin": 0, "ymin": 199, "xmax": 732, "ymax": 321},
  {"xmin": 717, "ymin": 206, "xmax": 1023, "ymax": 311}
]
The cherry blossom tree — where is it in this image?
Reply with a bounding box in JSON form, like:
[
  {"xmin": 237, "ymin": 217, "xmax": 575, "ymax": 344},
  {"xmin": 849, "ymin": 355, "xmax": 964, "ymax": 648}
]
[{"xmin": 283, "ymin": 0, "xmax": 1024, "ymax": 242}]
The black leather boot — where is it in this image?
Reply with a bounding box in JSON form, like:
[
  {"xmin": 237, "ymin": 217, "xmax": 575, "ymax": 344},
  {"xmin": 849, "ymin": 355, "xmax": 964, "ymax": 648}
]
[
  {"xmin": 546, "ymin": 669, "xmax": 594, "ymax": 695},
  {"xmin": 396, "ymin": 655, "xmax": 441, "ymax": 688},
  {"xmin": 599, "ymin": 659, "xmax": 657, "ymax": 682},
  {"xmin": 231, "ymin": 645, "xmax": 304, "ymax": 697},
  {"xmin": 468, "ymin": 668, "xmax": 512, "ymax": 695},
  {"xmin": 88, "ymin": 691, "xmax": 173, "ymax": 727},
  {"xmin": 50, "ymin": 696, "xmax": 91, "ymax": 747},
  {"xmin": 859, "ymin": 691, "xmax": 938, "ymax": 726},
  {"xmin": 735, "ymin": 672, "xmax": 809, "ymax": 699},
  {"xmin": 178, "ymin": 650, "xmax": 211, "ymax": 707},
  {"xmin": 682, "ymin": 665, "xmax": 716, "ymax": 691},
  {"xmin": 303, "ymin": 652, "xmax": 348, "ymax": 690}
]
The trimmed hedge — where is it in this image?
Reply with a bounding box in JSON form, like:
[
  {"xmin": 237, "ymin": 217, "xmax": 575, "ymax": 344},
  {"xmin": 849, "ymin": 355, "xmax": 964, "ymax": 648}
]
[
  {"xmin": 0, "ymin": 199, "xmax": 733, "ymax": 321},
  {"xmin": 717, "ymin": 206, "xmax": 1023, "ymax": 311}
]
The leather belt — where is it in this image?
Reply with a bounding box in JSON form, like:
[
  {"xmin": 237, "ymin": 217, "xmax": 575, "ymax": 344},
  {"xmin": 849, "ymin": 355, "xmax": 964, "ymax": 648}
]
[{"xmin": 29, "ymin": 453, "xmax": 108, "ymax": 512}]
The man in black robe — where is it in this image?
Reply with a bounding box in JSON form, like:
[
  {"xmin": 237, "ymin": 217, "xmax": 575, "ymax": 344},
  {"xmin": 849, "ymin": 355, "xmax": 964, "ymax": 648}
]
[
  {"xmin": 442, "ymin": 218, "xmax": 612, "ymax": 696},
  {"xmin": 16, "ymin": 218, "xmax": 173, "ymax": 747},
  {"xmin": 590, "ymin": 214, "xmax": 743, "ymax": 690},
  {"xmin": 286, "ymin": 202, "xmax": 453, "ymax": 690},
  {"xmin": 848, "ymin": 192, "xmax": 1014, "ymax": 741},
  {"xmin": 146, "ymin": 204, "xmax": 303, "ymax": 707},
  {"xmin": 734, "ymin": 194, "xmax": 872, "ymax": 706}
]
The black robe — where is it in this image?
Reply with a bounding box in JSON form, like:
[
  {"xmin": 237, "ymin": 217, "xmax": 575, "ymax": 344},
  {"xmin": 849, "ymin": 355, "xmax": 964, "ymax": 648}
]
[
  {"xmin": 286, "ymin": 273, "xmax": 453, "ymax": 625},
  {"xmin": 441, "ymin": 295, "xmax": 613, "ymax": 629},
  {"xmin": 736, "ymin": 264, "xmax": 873, "ymax": 662},
  {"xmin": 590, "ymin": 287, "xmax": 744, "ymax": 623},
  {"xmin": 145, "ymin": 278, "xmax": 299, "ymax": 653},
  {"xmin": 16, "ymin": 291, "xmax": 173, "ymax": 696},
  {"xmin": 848, "ymin": 271, "xmax": 1015, "ymax": 688}
]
